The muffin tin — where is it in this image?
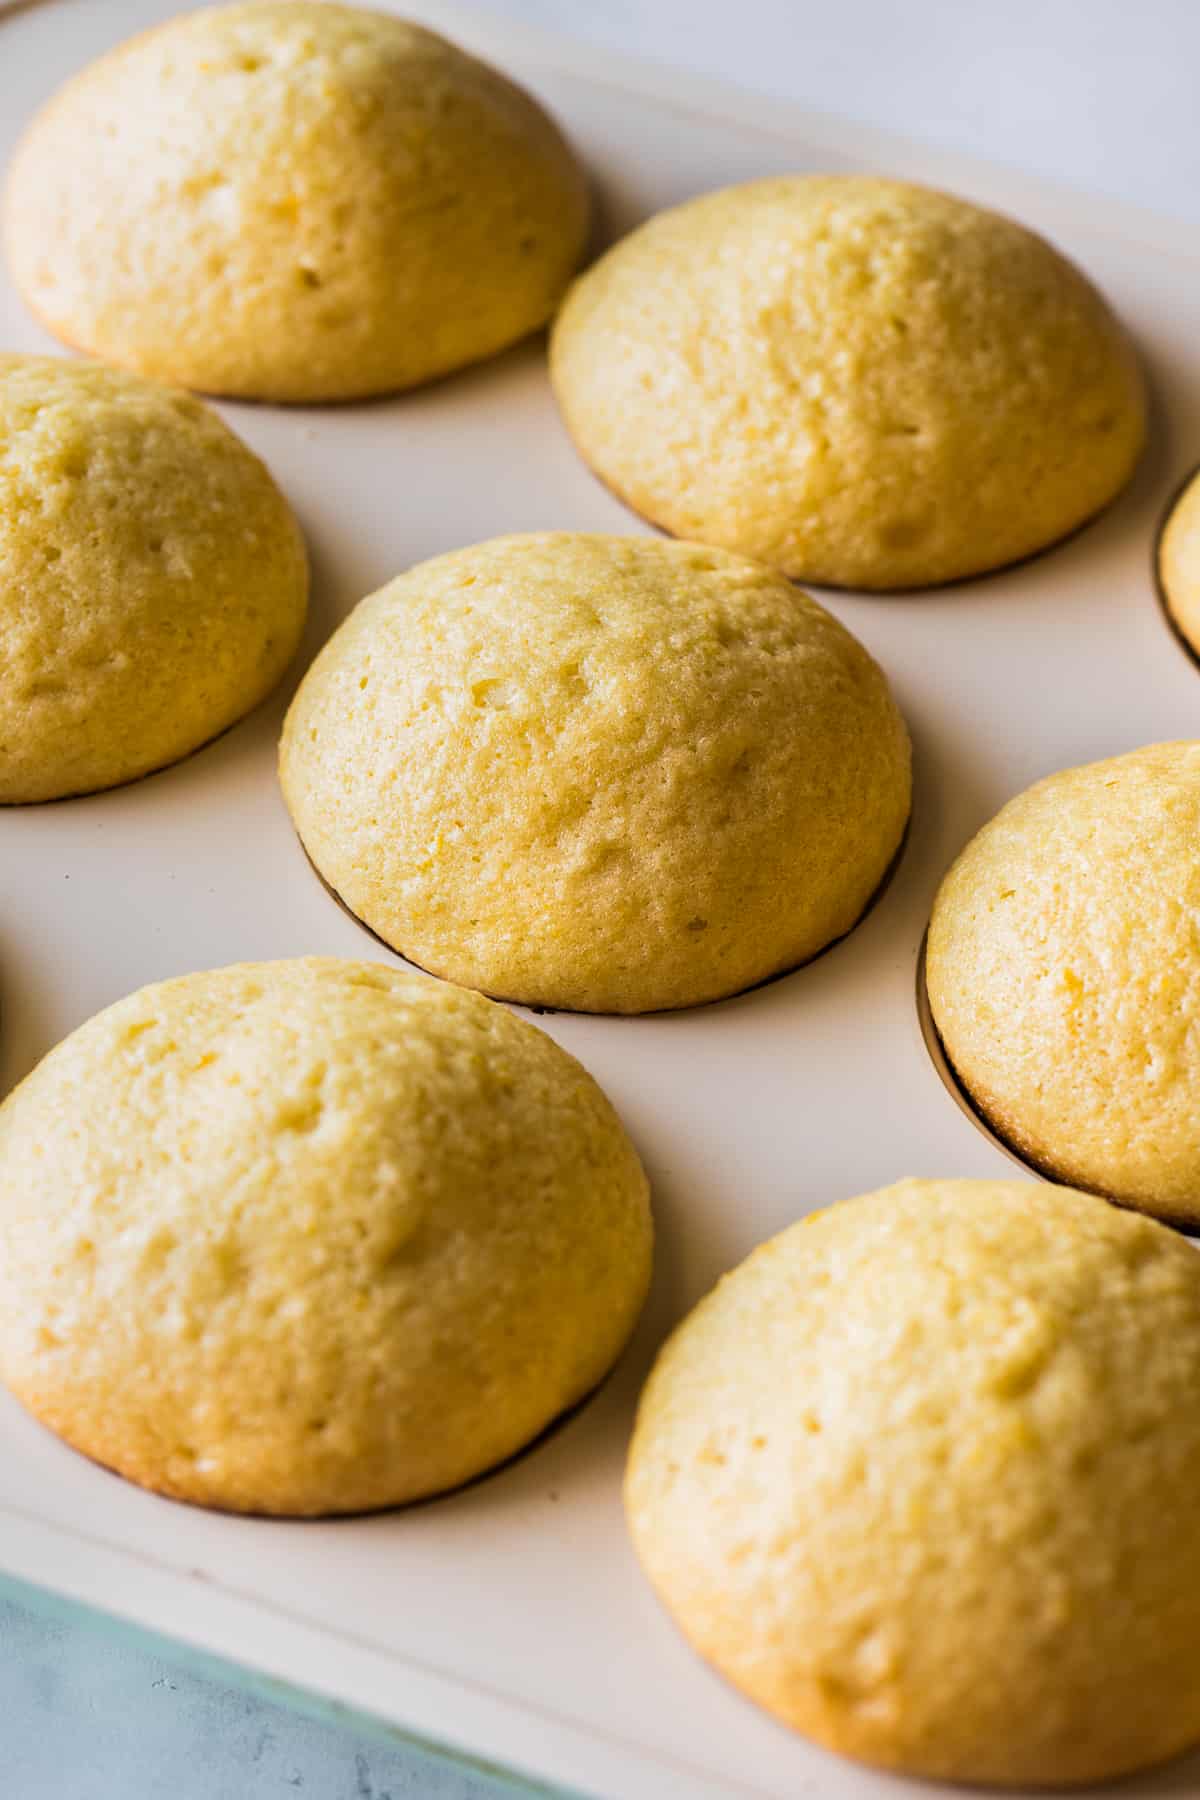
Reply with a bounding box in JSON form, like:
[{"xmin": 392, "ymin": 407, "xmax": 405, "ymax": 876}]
[{"xmin": 2, "ymin": 2, "xmax": 1199, "ymax": 1796}]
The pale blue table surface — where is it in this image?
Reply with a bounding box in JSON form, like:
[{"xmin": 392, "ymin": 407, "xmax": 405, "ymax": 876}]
[
  {"xmin": 0, "ymin": 1578, "xmax": 535, "ymax": 1800},
  {"xmin": 4, "ymin": 2, "xmax": 1196, "ymax": 1796}
]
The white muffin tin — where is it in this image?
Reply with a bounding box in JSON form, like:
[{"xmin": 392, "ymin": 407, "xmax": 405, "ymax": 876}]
[{"xmin": 2, "ymin": 4, "xmax": 1199, "ymax": 1796}]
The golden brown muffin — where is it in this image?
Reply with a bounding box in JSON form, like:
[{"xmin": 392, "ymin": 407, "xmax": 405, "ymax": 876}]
[
  {"xmin": 927, "ymin": 742, "xmax": 1200, "ymax": 1222},
  {"xmin": 627, "ymin": 1177, "xmax": 1200, "ymax": 1786},
  {"xmin": 0, "ymin": 958, "xmax": 651, "ymax": 1514},
  {"xmin": 4, "ymin": 3, "xmax": 589, "ymax": 401},
  {"xmin": 278, "ymin": 532, "xmax": 911, "ymax": 1012},
  {"xmin": 0, "ymin": 353, "xmax": 306, "ymax": 803},
  {"xmin": 1159, "ymin": 467, "xmax": 1200, "ymax": 659},
  {"xmin": 550, "ymin": 176, "xmax": 1145, "ymax": 589}
]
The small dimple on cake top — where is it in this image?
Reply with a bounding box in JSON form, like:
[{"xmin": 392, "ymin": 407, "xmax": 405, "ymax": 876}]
[
  {"xmin": 0, "ymin": 353, "xmax": 307, "ymax": 803},
  {"xmin": 626, "ymin": 1176, "xmax": 1200, "ymax": 1786},
  {"xmin": 550, "ymin": 175, "xmax": 1145, "ymax": 589},
  {"xmin": 278, "ymin": 532, "xmax": 912, "ymax": 1013},
  {"xmin": 3, "ymin": 1, "xmax": 590, "ymax": 401},
  {"xmin": 0, "ymin": 958, "xmax": 651, "ymax": 1515},
  {"xmin": 927, "ymin": 741, "xmax": 1200, "ymax": 1220}
]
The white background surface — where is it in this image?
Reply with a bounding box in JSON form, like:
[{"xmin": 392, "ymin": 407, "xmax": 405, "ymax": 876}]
[
  {"xmin": 495, "ymin": 0, "xmax": 1200, "ymax": 228},
  {"xmin": 3, "ymin": 4, "xmax": 1198, "ymax": 1800}
]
